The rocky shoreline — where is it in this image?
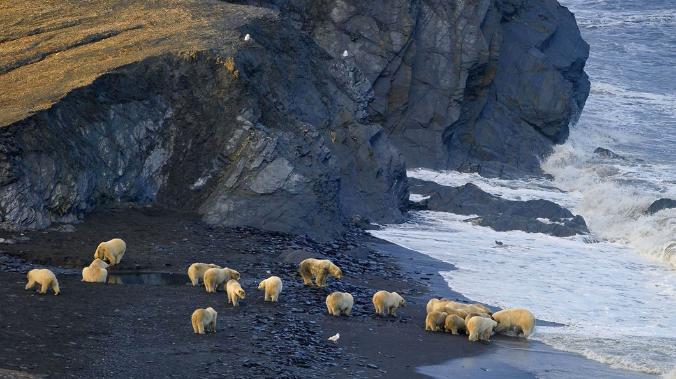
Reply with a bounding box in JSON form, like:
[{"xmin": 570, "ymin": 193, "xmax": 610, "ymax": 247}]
[{"xmin": 0, "ymin": 206, "xmax": 650, "ymax": 378}]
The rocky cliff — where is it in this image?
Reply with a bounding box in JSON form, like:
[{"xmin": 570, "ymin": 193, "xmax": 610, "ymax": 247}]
[
  {"xmin": 233, "ymin": 0, "xmax": 590, "ymax": 177},
  {"xmin": 0, "ymin": 0, "xmax": 589, "ymax": 237}
]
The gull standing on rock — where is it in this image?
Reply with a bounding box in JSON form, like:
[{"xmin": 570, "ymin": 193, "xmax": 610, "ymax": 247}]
[
  {"xmin": 342, "ymin": 50, "xmax": 349, "ymax": 58},
  {"xmin": 244, "ymin": 33, "xmax": 251, "ymax": 42}
]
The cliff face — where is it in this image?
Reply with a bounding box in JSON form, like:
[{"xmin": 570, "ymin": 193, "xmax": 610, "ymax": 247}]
[
  {"xmin": 233, "ymin": 0, "xmax": 590, "ymax": 177},
  {"xmin": 0, "ymin": 0, "xmax": 588, "ymax": 236},
  {"xmin": 0, "ymin": 3, "xmax": 406, "ymax": 239}
]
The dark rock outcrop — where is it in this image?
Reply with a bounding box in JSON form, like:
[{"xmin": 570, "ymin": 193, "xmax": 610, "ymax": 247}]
[
  {"xmin": 0, "ymin": 4, "xmax": 407, "ymax": 240},
  {"xmin": 231, "ymin": 0, "xmax": 590, "ymax": 177},
  {"xmin": 593, "ymin": 147, "xmax": 626, "ymax": 160},
  {"xmin": 646, "ymin": 198, "xmax": 676, "ymax": 215},
  {"xmin": 408, "ymin": 178, "xmax": 588, "ymax": 237}
]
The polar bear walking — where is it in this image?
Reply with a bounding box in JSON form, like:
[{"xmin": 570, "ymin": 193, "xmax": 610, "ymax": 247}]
[
  {"xmin": 188, "ymin": 263, "xmax": 221, "ymax": 286},
  {"xmin": 25, "ymin": 269, "xmax": 60, "ymax": 295},
  {"xmin": 326, "ymin": 292, "xmax": 353, "ymax": 316},
  {"xmin": 258, "ymin": 276, "xmax": 283, "ymax": 302},
  {"xmin": 372, "ymin": 290, "xmax": 406, "ymax": 317},
  {"xmin": 226, "ymin": 279, "xmax": 246, "ymax": 307},
  {"xmin": 94, "ymin": 238, "xmax": 126, "ymax": 266},
  {"xmin": 82, "ymin": 258, "xmax": 109, "ymax": 283},
  {"xmin": 203, "ymin": 267, "xmax": 240, "ymax": 293},
  {"xmin": 491, "ymin": 308, "xmax": 535, "ymax": 338},
  {"xmin": 191, "ymin": 307, "xmax": 217, "ymax": 334},
  {"xmin": 298, "ymin": 258, "xmax": 342, "ymax": 287}
]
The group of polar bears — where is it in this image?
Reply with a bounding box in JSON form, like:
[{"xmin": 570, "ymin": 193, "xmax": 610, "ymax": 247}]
[
  {"xmin": 23, "ymin": 243, "xmax": 534, "ymax": 343},
  {"xmin": 25, "ymin": 238, "xmax": 126, "ymax": 295},
  {"xmin": 425, "ymin": 298, "xmax": 535, "ymax": 342}
]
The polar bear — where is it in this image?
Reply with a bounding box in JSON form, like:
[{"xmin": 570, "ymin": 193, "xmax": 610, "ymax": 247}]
[
  {"xmin": 425, "ymin": 311, "xmax": 448, "ymax": 332},
  {"xmin": 299, "ymin": 258, "xmax": 342, "ymax": 287},
  {"xmin": 426, "ymin": 298, "xmax": 491, "ymax": 316},
  {"xmin": 94, "ymin": 238, "xmax": 126, "ymax": 266},
  {"xmin": 258, "ymin": 276, "xmax": 283, "ymax": 302},
  {"xmin": 25, "ymin": 269, "xmax": 60, "ymax": 295},
  {"xmin": 466, "ymin": 316, "xmax": 497, "ymax": 342},
  {"xmin": 444, "ymin": 314, "xmax": 466, "ymax": 335},
  {"xmin": 82, "ymin": 258, "xmax": 109, "ymax": 283},
  {"xmin": 372, "ymin": 290, "xmax": 406, "ymax": 317},
  {"xmin": 326, "ymin": 292, "xmax": 353, "ymax": 316},
  {"xmin": 191, "ymin": 307, "xmax": 217, "ymax": 334},
  {"xmin": 491, "ymin": 308, "xmax": 535, "ymax": 338},
  {"xmin": 188, "ymin": 263, "xmax": 221, "ymax": 286},
  {"xmin": 203, "ymin": 267, "xmax": 240, "ymax": 293},
  {"xmin": 226, "ymin": 279, "xmax": 246, "ymax": 307}
]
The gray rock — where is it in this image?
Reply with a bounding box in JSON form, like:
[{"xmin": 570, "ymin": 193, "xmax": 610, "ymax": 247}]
[
  {"xmin": 646, "ymin": 198, "xmax": 676, "ymax": 215},
  {"xmin": 232, "ymin": 0, "xmax": 590, "ymax": 177},
  {"xmin": 593, "ymin": 147, "xmax": 626, "ymax": 160},
  {"xmin": 0, "ymin": 9, "xmax": 407, "ymax": 240},
  {"xmin": 409, "ymin": 178, "xmax": 588, "ymax": 237}
]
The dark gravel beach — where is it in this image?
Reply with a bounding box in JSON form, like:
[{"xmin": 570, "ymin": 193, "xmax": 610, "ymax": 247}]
[{"xmin": 0, "ymin": 206, "xmax": 650, "ymax": 378}]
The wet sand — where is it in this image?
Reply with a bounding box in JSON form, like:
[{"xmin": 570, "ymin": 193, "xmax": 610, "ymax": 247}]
[{"xmin": 0, "ymin": 205, "xmax": 652, "ymax": 378}]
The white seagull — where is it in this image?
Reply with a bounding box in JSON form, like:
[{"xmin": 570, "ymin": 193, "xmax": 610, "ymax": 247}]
[
  {"xmin": 342, "ymin": 50, "xmax": 349, "ymax": 57},
  {"xmin": 328, "ymin": 333, "xmax": 340, "ymax": 343},
  {"xmin": 244, "ymin": 33, "xmax": 251, "ymax": 42}
]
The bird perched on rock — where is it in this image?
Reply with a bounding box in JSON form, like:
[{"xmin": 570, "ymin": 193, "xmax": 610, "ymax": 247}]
[
  {"xmin": 244, "ymin": 33, "xmax": 251, "ymax": 42},
  {"xmin": 342, "ymin": 50, "xmax": 349, "ymax": 57},
  {"xmin": 328, "ymin": 333, "xmax": 340, "ymax": 343}
]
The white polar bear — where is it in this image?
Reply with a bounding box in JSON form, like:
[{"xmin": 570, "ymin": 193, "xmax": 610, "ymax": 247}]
[
  {"xmin": 466, "ymin": 316, "xmax": 497, "ymax": 342},
  {"xmin": 326, "ymin": 292, "xmax": 353, "ymax": 316},
  {"xmin": 425, "ymin": 311, "xmax": 448, "ymax": 332},
  {"xmin": 203, "ymin": 267, "xmax": 240, "ymax": 293},
  {"xmin": 82, "ymin": 258, "xmax": 109, "ymax": 283},
  {"xmin": 25, "ymin": 269, "xmax": 60, "ymax": 295},
  {"xmin": 491, "ymin": 308, "xmax": 535, "ymax": 338},
  {"xmin": 191, "ymin": 307, "xmax": 217, "ymax": 334},
  {"xmin": 94, "ymin": 238, "xmax": 126, "ymax": 266},
  {"xmin": 444, "ymin": 314, "xmax": 466, "ymax": 335},
  {"xmin": 298, "ymin": 258, "xmax": 342, "ymax": 287},
  {"xmin": 258, "ymin": 276, "xmax": 283, "ymax": 302},
  {"xmin": 372, "ymin": 290, "xmax": 406, "ymax": 317},
  {"xmin": 226, "ymin": 279, "xmax": 246, "ymax": 307},
  {"xmin": 188, "ymin": 263, "xmax": 221, "ymax": 286},
  {"xmin": 426, "ymin": 298, "xmax": 491, "ymax": 316}
]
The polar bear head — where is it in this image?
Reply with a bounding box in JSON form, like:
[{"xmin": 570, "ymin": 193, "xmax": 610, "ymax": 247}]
[
  {"xmin": 257, "ymin": 279, "xmax": 266, "ymax": 290},
  {"xmin": 94, "ymin": 243, "xmax": 107, "ymax": 260},
  {"xmin": 228, "ymin": 269, "xmax": 241, "ymax": 281},
  {"xmin": 90, "ymin": 258, "xmax": 109, "ymax": 269},
  {"xmin": 237, "ymin": 288, "xmax": 246, "ymax": 299},
  {"xmin": 392, "ymin": 292, "xmax": 405, "ymax": 307},
  {"xmin": 328, "ymin": 263, "xmax": 342, "ymax": 279}
]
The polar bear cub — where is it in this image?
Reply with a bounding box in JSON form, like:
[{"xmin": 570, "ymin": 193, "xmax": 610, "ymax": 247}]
[
  {"xmin": 425, "ymin": 311, "xmax": 448, "ymax": 332},
  {"xmin": 372, "ymin": 290, "xmax": 406, "ymax": 317},
  {"xmin": 25, "ymin": 269, "xmax": 60, "ymax": 295},
  {"xmin": 94, "ymin": 238, "xmax": 126, "ymax": 266},
  {"xmin": 491, "ymin": 308, "xmax": 535, "ymax": 338},
  {"xmin": 203, "ymin": 267, "xmax": 240, "ymax": 293},
  {"xmin": 82, "ymin": 258, "xmax": 109, "ymax": 283},
  {"xmin": 191, "ymin": 307, "xmax": 217, "ymax": 334},
  {"xmin": 188, "ymin": 263, "xmax": 221, "ymax": 286},
  {"xmin": 466, "ymin": 316, "xmax": 497, "ymax": 342},
  {"xmin": 258, "ymin": 276, "xmax": 283, "ymax": 302},
  {"xmin": 299, "ymin": 258, "xmax": 342, "ymax": 287},
  {"xmin": 326, "ymin": 292, "xmax": 353, "ymax": 316},
  {"xmin": 444, "ymin": 314, "xmax": 466, "ymax": 335},
  {"xmin": 226, "ymin": 279, "xmax": 246, "ymax": 307}
]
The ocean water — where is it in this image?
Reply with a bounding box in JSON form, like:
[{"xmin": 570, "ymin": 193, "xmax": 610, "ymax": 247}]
[{"xmin": 373, "ymin": 1, "xmax": 675, "ymax": 375}]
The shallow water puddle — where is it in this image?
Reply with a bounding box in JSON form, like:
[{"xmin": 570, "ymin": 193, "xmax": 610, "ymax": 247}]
[{"xmin": 106, "ymin": 272, "xmax": 188, "ymax": 286}]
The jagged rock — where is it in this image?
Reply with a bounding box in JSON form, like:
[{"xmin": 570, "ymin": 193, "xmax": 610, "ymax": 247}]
[
  {"xmin": 230, "ymin": 0, "xmax": 590, "ymax": 177},
  {"xmin": 646, "ymin": 198, "xmax": 676, "ymax": 215},
  {"xmin": 0, "ymin": 2, "xmax": 407, "ymax": 240},
  {"xmin": 593, "ymin": 147, "xmax": 626, "ymax": 160},
  {"xmin": 409, "ymin": 178, "xmax": 588, "ymax": 237}
]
